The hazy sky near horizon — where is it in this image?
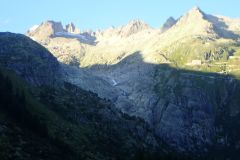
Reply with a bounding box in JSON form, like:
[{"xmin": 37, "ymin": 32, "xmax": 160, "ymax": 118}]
[{"xmin": 1, "ymin": 0, "xmax": 240, "ymax": 33}]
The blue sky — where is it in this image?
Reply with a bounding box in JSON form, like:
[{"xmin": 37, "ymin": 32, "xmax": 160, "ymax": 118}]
[{"xmin": 1, "ymin": 0, "xmax": 240, "ymax": 33}]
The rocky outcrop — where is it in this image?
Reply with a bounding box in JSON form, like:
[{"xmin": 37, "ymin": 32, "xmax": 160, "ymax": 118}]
[
  {"xmin": 27, "ymin": 21, "xmax": 65, "ymax": 42},
  {"xmin": 65, "ymin": 22, "xmax": 80, "ymax": 34},
  {"xmin": 118, "ymin": 19, "xmax": 151, "ymax": 37},
  {"xmin": 160, "ymin": 17, "xmax": 176, "ymax": 32}
]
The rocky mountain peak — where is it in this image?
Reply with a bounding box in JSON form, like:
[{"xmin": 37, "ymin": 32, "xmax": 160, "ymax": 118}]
[
  {"xmin": 39, "ymin": 21, "xmax": 64, "ymax": 34},
  {"xmin": 188, "ymin": 6, "xmax": 203, "ymax": 14},
  {"xmin": 27, "ymin": 20, "xmax": 64, "ymax": 41},
  {"xmin": 174, "ymin": 6, "xmax": 238, "ymax": 38},
  {"xmin": 65, "ymin": 22, "xmax": 80, "ymax": 34},
  {"xmin": 119, "ymin": 19, "xmax": 151, "ymax": 37},
  {"xmin": 161, "ymin": 17, "xmax": 177, "ymax": 32},
  {"xmin": 169, "ymin": 6, "xmax": 217, "ymax": 37},
  {"xmin": 127, "ymin": 19, "xmax": 148, "ymax": 27},
  {"xmin": 183, "ymin": 6, "xmax": 206, "ymax": 21}
]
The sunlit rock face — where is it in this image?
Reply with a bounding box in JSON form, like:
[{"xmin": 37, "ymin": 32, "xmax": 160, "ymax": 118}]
[{"xmin": 26, "ymin": 21, "xmax": 65, "ymax": 42}]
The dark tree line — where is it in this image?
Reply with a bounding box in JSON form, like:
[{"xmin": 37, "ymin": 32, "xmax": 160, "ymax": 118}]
[
  {"xmin": 0, "ymin": 71, "xmax": 78, "ymax": 159},
  {"xmin": 0, "ymin": 71, "xmax": 48, "ymax": 137}
]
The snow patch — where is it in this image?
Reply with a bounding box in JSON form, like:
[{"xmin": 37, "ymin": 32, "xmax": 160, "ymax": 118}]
[{"xmin": 55, "ymin": 32, "xmax": 88, "ymax": 41}]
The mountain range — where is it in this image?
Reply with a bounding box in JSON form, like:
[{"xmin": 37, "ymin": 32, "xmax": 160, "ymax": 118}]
[{"xmin": 1, "ymin": 6, "xmax": 240, "ymax": 160}]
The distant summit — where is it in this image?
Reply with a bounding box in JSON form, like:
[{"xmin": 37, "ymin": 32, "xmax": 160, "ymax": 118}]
[
  {"xmin": 165, "ymin": 6, "xmax": 218, "ymax": 38},
  {"xmin": 26, "ymin": 21, "xmax": 65, "ymax": 41},
  {"xmin": 65, "ymin": 22, "xmax": 80, "ymax": 34},
  {"xmin": 161, "ymin": 17, "xmax": 176, "ymax": 32},
  {"xmin": 118, "ymin": 19, "xmax": 151, "ymax": 37},
  {"xmin": 27, "ymin": 21, "xmax": 95, "ymax": 44},
  {"xmin": 27, "ymin": 6, "xmax": 240, "ymax": 45},
  {"xmin": 178, "ymin": 6, "xmax": 207, "ymax": 24},
  {"xmin": 187, "ymin": 6, "xmax": 204, "ymax": 15},
  {"xmin": 172, "ymin": 6, "xmax": 239, "ymax": 39}
]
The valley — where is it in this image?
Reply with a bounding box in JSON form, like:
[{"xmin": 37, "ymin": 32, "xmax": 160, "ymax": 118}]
[
  {"xmin": 25, "ymin": 7, "xmax": 240, "ymax": 154},
  {"xmin": 1, "ymin": 5, "xmax": 240, "ymax": 160}
]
